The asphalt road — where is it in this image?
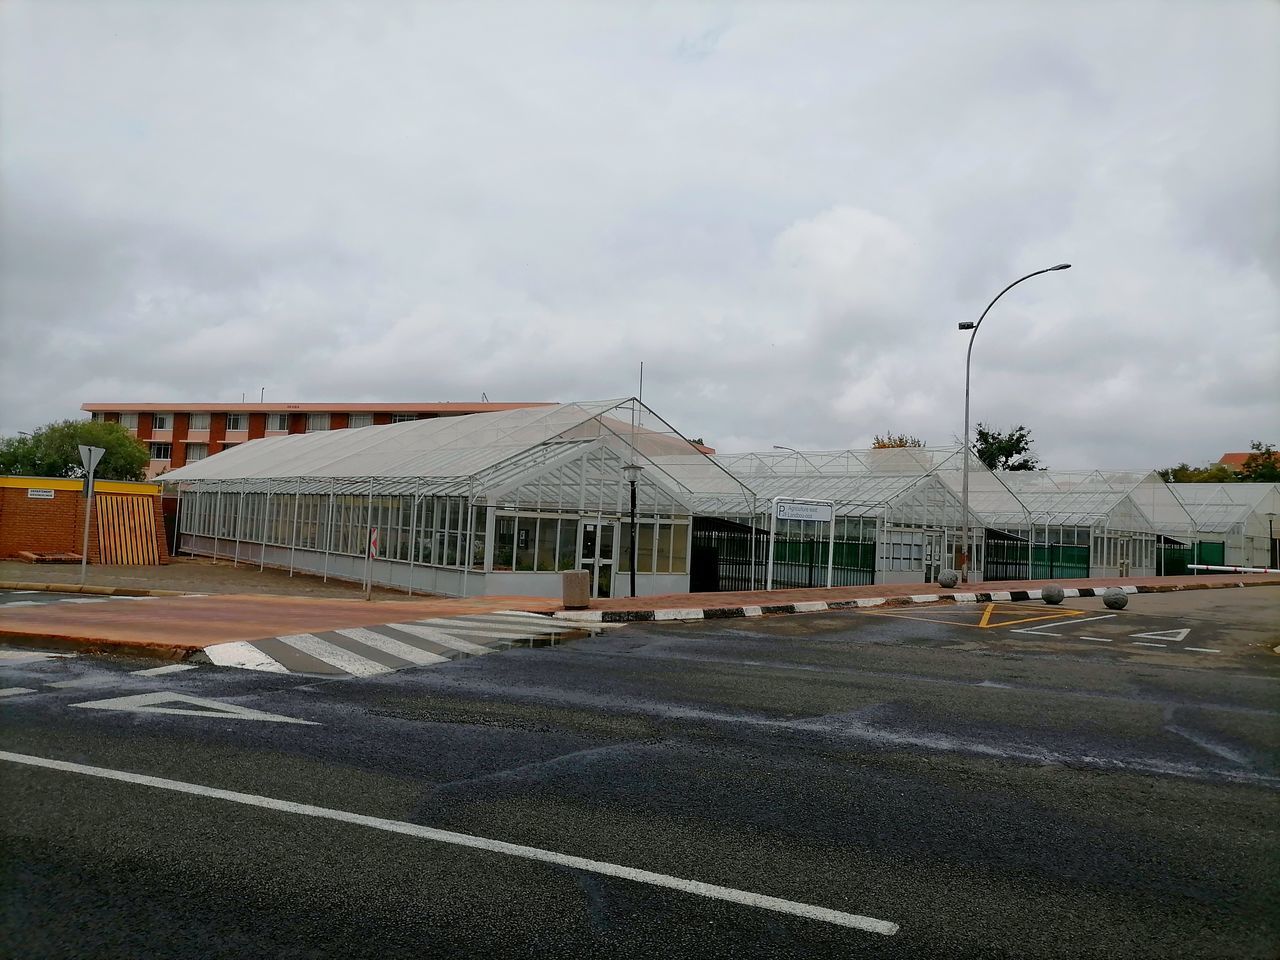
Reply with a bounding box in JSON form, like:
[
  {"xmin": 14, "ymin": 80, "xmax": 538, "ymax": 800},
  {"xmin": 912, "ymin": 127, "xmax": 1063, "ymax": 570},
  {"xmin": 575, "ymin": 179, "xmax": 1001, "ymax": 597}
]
[{"xmin": 2, "ymin": 588, "xmax": 1278, "ymax": 958}]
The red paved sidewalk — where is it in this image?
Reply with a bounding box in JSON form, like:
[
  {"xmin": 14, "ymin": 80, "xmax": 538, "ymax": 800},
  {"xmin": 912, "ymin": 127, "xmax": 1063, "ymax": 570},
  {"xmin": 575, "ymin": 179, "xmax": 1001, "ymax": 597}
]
[{"xmin": 0, "ymin": 593, "xmax": 560, "ymax": 658}]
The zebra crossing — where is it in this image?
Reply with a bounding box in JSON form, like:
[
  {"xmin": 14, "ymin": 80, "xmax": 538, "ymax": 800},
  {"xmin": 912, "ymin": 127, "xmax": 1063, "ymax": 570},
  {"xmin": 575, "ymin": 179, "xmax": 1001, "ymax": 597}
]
[{"xmin": 200, "ymin": 610, "xmax": 601, "ymax": 678}]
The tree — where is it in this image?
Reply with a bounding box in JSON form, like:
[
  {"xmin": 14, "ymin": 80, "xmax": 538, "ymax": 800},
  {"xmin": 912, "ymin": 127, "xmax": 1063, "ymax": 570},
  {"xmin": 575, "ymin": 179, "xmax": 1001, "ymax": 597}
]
[
  {"xmin": 0, "ymin": 419, "xmax": 149, "ymax": 481},
  {"xmin": 973, "ymin": 423, "xmax": 1039, "ymax": 471},
  {"xmin": 1155, "ymin": 462, "xmax": 1236, "ymax": 483},
  {"xmin": 872, "ymin": 432, "xmax": 924, "ymax": 448},
  {"xmin": 1239, "ymin": 441, "xmax": 1280, "ymax": 482}
]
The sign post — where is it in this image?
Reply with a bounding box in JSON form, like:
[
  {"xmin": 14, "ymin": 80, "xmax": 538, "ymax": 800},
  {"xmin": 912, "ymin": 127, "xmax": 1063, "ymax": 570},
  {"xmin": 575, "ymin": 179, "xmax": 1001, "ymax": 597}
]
[
  {"xmin": 78, "ymin": 445, "xmax": 106, "ymax": 586},
  {"xmin": 766, "ymin": 498, "xmax": 836, "ymax": 590},
  {"xmin": 364, "ymin": 527, "xmax": 378, "ymax": 600}
]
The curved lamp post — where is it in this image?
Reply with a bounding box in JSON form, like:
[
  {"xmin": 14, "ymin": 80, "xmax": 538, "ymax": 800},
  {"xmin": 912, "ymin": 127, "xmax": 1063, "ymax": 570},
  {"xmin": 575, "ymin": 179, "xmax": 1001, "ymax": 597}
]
[{"xmin": 959, "ymin": 263, "xmax": 1071, "ymax": 583}]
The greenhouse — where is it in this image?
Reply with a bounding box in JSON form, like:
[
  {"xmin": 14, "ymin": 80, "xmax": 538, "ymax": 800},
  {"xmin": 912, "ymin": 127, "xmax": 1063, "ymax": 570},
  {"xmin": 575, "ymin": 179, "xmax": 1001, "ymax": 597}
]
[
  {"xmin": 1168, "ymin": 483, "xmax": 1280, "ymax": 570},
  {"xmin": 981, "ymin": 470, "xmax": 1198, "ymax": 579},
  {"xmin": 161, "ymin": 400, "xmax": 749, "ymax": 599},
  {"xmin": 658, "ymin": 446, "xmax": 1014, "ymax": 588}
]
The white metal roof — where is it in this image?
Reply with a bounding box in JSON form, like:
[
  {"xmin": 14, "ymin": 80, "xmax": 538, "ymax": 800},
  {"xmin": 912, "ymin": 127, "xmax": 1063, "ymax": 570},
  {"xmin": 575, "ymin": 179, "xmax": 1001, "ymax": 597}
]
[
  {"xmin": 160, "ymin": 400, "xmax": 748, "ymax": 511},
  {"xmin": 1169, "ymin": 482, "xmax": 1280, "ymax": 533}
]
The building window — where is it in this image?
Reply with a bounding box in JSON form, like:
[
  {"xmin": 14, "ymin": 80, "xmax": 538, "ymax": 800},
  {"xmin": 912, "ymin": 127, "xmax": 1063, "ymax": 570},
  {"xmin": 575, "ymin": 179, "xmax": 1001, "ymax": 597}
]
[
  {"xmin": 90, "ymin": 412, "xmax": 104, "ymax": 422},
  {"xmin": 268, "ymin": 413, "xmax": 289, "ymax": 431},
  {"xmin": 390, "ymin": 413, "xmax": 417, "ymax": 423},
  {"xmin": 306, "ymin": 413, "xmax": 330, "ymax": 432},
  {"xmin": 186, "ymin": 443, "xmax": 208, "ymax": 461},
  {"xmin": 189, "ymin": 413, "xmax": 210, "ymax": 430},
  {"xmin": 225, "ymin": 413, "xmax": 246, "ymax": 431},
  {"xmin": 119, "ymin": 413, "xmax": 139, "ymax": 431},
  {"xmin": 150, "ymin": 442, "xmax": 172, "ymax": 460},
  {"xmin": 152, "ymin": 413, "xmax": 171, "ymax": 430},
  {"xmin": 348, "ymin": 414, "xmax": 374, "ymax": 429}
]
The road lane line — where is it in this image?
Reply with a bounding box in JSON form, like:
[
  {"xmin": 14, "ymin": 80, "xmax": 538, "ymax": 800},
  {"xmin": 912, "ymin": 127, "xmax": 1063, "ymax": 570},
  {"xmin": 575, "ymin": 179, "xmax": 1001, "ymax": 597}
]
[
  {"xmin": 0, "ymin": 749, "xmax": 899, "ymax": 937},
  {"xmin": 1186, "ymin": 648, "xmax": 1221, "ymax": 654},
  {"xmin": 1082, "ymin": 637, "xmax": 1113, "ymax": 642},
  {"xmin": 0, "ymin": 687, "xmax": 35, "ymax": 697},
  {"xmin": 1132, "ymin": 642, "xmax": 1166, "ymax": 648}
]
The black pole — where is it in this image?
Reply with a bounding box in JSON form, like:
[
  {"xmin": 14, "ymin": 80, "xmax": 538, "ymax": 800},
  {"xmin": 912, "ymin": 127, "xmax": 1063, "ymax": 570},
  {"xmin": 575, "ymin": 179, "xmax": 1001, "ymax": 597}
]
[{"xmin": 629, "ymin": 479, "xmax": 638, "ymax": 598}]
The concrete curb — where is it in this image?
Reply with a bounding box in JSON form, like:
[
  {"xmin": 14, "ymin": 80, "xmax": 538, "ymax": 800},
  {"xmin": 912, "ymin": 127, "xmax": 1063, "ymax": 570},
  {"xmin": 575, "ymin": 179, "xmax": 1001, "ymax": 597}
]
[
  {"xmin": 0, "ymin": 580, "xmax": 193, "ymax": 598},
  {"xmin": 552, "ymin": 579, "xmax": 1272, "ymax": 624}
]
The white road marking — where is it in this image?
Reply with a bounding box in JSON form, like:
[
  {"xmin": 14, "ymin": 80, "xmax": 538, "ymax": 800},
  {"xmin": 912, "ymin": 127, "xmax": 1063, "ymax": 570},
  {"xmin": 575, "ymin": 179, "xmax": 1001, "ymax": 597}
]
[
  {"xmin": 1083, "ymin": 637, "xmax": 1113, "ymax": 642},
  {"xmin": 451, "ymin": 615, "xmax": 576, "ymax": 635},
  {"xmin": 69, "ymin": 692, "xmax": 318, "ymax": 724},
  {"xmin": 0, "ymin": 687, "xmax": 36, "ymax": 697},
  {"xmin": 274, "ymin": 633, "xmax": 394, "ymax": 677},
  {"xmin": 3, "ymin": 601, "xmax": 41, "ymax": 607},
  {"xmin": 415, "ymin": 618, "xmax": 564, "ymax": 639},
  {"xmin": 202, "ymin": 641, "xmax": 290, "ymax": 673},
  {"xmin": 1132, "ymin": 641, "xmax": 1166, "ymax": 648},
  {"xmin": 0, "ymin": 750, "xmax": 899, "ymax": 937},
  {"xmin": 59, "ymin": 597, "xmax": 109, "ymax": 604},
  {"xmin": 1013, "ymin": 616, "xmax": 1116, "ymax": 640},
  {"xmin": 332, "ymin": 628, "xmax": 450, "ymax": 666},
  {"xmin": 46, "ymin": 677, "xmax": 106, "ymax": 688},
  {"xmin": 385, "ymin": 623, "xmax": 494, "ymax": 656},
  {"xmin": 0, "ymin": 650, "xmax": 74, "ymax": 663},
  {"xmin": 1131, "ymin": 629, "xmax": 1190, "ymax": 643},
  {"xmin": 1186, "ymin": 647, "xmax": 1221, "ymax": 654},
  {"xmin": 131, "ymin": 664, "xmax": 200, "ymax": 677},
  {"xmin": 7, "ymin": 590, "xmax": 40, "ymax": 595}
]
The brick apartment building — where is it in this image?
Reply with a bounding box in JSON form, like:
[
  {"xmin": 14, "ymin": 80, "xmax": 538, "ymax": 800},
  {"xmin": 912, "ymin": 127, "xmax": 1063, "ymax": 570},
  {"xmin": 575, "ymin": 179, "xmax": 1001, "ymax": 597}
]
[{"xmin": 82, "ymin": 402, "xmax": 553, "ymax": 478}]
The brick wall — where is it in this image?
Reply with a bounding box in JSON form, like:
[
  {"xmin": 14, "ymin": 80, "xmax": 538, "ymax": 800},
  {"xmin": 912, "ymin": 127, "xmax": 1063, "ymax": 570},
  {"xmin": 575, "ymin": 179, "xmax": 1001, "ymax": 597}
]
[{"xmin": 0, "ymin": 486, "xmax": 168, "ymax": 564}]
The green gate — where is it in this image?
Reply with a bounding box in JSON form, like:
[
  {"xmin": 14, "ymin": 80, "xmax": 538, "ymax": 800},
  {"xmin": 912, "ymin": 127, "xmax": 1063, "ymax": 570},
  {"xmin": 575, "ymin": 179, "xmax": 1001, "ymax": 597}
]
[
  {"xmin": 982, "ymin": 530, "xmax": 1090, "ymax": 580},
  {"xmin": 690, "ymin": 517, "xmax": 875, "ymax": 591}
]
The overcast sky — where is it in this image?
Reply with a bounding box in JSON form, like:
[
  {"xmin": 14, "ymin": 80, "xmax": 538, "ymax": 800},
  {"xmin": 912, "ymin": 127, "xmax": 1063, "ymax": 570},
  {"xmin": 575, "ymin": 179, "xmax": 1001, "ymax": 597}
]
[{"xmin": 2, "ymin": 1, "xmax": 1276, "ymax": 470}]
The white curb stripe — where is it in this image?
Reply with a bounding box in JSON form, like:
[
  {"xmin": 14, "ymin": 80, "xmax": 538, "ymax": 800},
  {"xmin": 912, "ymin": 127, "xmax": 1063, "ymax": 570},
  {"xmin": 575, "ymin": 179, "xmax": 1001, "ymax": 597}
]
[
  {"xmin": 854, "ymin": 598, "xmax": 886, "ymax": 608},
  {"xmin": 332, "ymin": 628, "xmax": 451, "ymax": 666},
  {"xmin": 0, "ymin": 750, "xmax": 899, "ymax": 937},
  {"xmin": 655, "ymin": 608, "xmax": 706, "ymax": 621},
  {"xmin": 202, "ymin": 641, "xmax": 290, "ymax": 673},
  {"xmin": 554, "ymin": 610, "xmax": 604, "ymax": 622},
  {"xmin": 741, "ymin": 606, "xmax": 763, "ymax": 617},
  {"xmin": 909, "ymin": 594, "xmax": 940, "ymax": 604},
  {"xmin": 791, "ymin": 601, "xmax": 828, "ymax": 612}
]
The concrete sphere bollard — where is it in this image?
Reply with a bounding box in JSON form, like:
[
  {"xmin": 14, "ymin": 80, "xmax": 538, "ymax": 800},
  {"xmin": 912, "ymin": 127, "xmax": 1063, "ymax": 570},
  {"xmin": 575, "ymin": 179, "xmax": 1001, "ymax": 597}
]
[
  {"xmin": 1041, "ymin": 584, "xmax": 1065, "ymax": 605},
  {"xmin": 1103, "ymin": 587, "xmax": 1129, "ymax": 610},
  {"xmin": 938, "ymin": 569, "xmax": 960, "ymax": 588}
]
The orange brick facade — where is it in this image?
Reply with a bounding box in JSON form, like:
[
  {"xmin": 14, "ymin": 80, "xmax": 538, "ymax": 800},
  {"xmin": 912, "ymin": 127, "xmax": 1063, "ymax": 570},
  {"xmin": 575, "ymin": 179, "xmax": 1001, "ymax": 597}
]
[{"xmin": 0, "ymin": 483, "xmax": 169, "ymax": 564}]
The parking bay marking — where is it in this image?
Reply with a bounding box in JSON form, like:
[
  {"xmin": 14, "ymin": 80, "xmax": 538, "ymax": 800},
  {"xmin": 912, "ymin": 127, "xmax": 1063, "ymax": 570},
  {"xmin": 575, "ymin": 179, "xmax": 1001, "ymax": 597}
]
[{"xmin": 0, "ymin": 749, "xmax": 898, "ymax": 937}]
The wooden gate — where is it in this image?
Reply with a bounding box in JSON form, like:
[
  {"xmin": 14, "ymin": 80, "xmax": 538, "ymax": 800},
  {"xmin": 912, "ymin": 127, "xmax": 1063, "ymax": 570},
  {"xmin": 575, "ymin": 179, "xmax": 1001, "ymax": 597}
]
[{"xmin": 95, "ymin": 494, "xmax": 161, "ymax": 564}]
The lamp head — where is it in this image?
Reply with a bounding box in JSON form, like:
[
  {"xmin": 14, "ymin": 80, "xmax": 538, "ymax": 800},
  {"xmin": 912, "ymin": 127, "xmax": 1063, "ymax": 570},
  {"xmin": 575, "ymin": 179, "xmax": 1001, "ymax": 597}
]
[
  {"xmin": 1050, "ymin": 263, "xmax": 1071, "ymax": 271},
  {"xmin": 622, "ymin": 463, "xmax": 644, "ymax": 484},
  {"xmin": 958, "ymin": 321, "xmax": 976, "ymax": 330}
]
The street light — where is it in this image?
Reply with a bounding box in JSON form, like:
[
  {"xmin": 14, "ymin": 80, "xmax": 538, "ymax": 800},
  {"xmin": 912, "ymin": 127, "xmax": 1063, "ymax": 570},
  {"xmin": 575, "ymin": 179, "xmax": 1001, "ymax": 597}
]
[
  {"xmin": 622, "ymin": 462, "xmax": 644, "ymax": 598},
  {"xmin": 959, "ymin": 263, "xmax": 1071, "ymax": 583}
]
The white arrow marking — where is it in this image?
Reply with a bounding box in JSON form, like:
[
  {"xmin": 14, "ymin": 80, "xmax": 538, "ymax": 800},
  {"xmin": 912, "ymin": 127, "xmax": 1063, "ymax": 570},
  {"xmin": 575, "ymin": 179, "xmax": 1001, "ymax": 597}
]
[
  {"xmin": 1130, "ymin": 629, "xmax": 1191, "ymax": 643},
  {"xmin": 70, "ymin": 691, "xmax": 318, "ymax": 724}
]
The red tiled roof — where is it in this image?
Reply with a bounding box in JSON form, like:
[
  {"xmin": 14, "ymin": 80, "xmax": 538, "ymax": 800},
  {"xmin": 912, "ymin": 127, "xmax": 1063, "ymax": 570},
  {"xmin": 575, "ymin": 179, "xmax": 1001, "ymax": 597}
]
[{"xmin": 82, "ymin": 401, "xmax": 555, "ymax": 413}]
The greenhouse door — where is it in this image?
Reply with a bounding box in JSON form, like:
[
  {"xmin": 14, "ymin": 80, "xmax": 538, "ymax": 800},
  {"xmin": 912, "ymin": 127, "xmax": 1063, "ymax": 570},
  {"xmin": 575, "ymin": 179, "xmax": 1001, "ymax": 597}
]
[
  {"xmin": 923, "ymin": 531, "xmax": 944, "ymax": 583},
  {"xmin": 579, "ymin": 519, "xmax": 617, "ymax": 598}
]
